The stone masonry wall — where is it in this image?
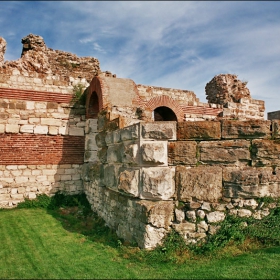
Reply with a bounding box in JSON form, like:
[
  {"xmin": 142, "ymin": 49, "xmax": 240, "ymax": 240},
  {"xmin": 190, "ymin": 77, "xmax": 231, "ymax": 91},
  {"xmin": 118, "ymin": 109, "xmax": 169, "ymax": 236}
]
[
  {"xmin": 83, "ymin": 118, "xmax": 280, "ymax": 249},
  {"xmin": 0, "ymin": 34, "xmax": 100, "ymax": 208}
]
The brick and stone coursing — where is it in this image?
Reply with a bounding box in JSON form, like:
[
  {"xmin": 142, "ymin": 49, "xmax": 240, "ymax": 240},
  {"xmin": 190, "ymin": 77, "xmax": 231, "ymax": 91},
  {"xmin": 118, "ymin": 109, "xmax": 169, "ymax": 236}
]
[{"xmin": 0, "ymin": 33, "xmax": 279, "ymax": 250}]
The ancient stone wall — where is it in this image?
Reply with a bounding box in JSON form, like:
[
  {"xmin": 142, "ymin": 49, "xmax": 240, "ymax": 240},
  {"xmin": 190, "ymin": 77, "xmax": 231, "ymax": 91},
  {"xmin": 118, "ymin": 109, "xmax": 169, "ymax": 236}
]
[
  {"xmin": 0, "ymin": 34, "xmax": 100, "ymax": 207},
  {"xmin": 206, "ymin": 74, "xmax": 265, "ymax": 120},
  {"xmin": 83, "ymin": 118, "xmax": 280, "ymax": 249},
  {"xmin": 268, "ymin": 110, "xmax": 280, "ymax": 120}
]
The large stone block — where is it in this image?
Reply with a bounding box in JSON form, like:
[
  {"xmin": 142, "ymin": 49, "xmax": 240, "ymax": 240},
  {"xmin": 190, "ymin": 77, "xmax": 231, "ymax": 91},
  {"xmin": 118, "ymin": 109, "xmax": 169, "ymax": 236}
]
[
  {"xmin": 103, "ymin": 164, "xmax": 121, "ymax": 189},
  {"xmin": 168, "ymin": 141, "xmax": 197, "ymax": 165},
  {"xmin": 141, "ymin": 141, "xmax": 167, "ymax": 166},
  {"xmin": 121, "ymin": 142, "xmax": 139, "ymax": 165},
  {"xmin": 141, "ymin": 122, "xmax": 176, "ymax": 140},
  {"xmin": 223, "ymin": 167, "xmax": 280, "ymax": 198},
  {"xmin": 118, "ymin": 168, "xmax": 139, "ymax": 197},
  {"xmin": 251, "ymin": 139, "xmax": 280, "ymax": 167},
  {"xmin": 140, "ymin": 167, "xmax": 175, "ymax": 200},
  {"xmin": 222, "ymin": 120, "xmax": 271, "ymax": 139},
  {"xmin": 176, "ymin": 166, "xmax": 223, "ymax": 202},
  {"xmin": 177, "ymin": 121, "xmax": 221, "ymax": 140},
  {"xmin": 199, "ymin": 140, "xmax": 251, "ymax": 165},
  {"xmin": 85, "ymin": 134, "xmax": 98, "ymax": 151},
  {"xmin": 107, "ymin": 144, "xmax": 122, "ymax": 163},
  {"xmin": 137, "ymin": 200, "xmax": 174, "ymax": 229},
  {"xmin": 120, "ymin": 124, "xmax": 139, "ymax": 141}
]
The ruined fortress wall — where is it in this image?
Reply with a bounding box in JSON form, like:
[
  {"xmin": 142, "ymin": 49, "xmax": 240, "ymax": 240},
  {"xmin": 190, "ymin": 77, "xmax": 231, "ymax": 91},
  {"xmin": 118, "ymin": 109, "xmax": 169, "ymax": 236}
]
[
  {"xmin": 83, "ymin": 119, "xmax": 280, "ymax": 249},
  {"xmin": 0, "ymin": 34, "xmax": 100, "ymax": 208}
]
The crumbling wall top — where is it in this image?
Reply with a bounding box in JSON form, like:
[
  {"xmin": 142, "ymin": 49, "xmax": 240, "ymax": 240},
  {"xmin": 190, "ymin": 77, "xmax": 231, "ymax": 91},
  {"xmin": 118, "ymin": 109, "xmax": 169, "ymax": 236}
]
[{"xmin": 205, "ymin": 74, "xmax": 251, "ymax": 105}]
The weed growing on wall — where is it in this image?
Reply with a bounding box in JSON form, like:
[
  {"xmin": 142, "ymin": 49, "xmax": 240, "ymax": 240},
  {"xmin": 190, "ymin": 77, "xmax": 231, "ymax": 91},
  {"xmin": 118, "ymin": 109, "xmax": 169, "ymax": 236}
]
[{"xmin": 72, "ymin": 83, "xmax": 86, "ymax": 105}]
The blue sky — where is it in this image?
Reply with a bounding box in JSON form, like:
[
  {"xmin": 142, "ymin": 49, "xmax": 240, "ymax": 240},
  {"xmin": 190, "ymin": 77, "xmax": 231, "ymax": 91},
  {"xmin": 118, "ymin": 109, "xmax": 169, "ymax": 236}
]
[{"xmin": 1, "ymin": 1, "xmax": 280, "ymax": 115}]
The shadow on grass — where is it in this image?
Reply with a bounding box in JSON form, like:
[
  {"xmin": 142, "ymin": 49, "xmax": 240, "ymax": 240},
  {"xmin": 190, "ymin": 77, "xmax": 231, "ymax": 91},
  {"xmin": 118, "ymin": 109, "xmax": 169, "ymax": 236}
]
[{"xmin": 17, "ymin": 192, "xmax": 122, "ymax": 249}]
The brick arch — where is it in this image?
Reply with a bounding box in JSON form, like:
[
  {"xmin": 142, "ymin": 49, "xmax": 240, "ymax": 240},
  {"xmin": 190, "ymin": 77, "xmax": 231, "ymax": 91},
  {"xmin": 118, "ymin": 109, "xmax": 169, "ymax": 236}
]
[
  {"xmin": 86, "ymin": 76, "xmax": 105, "ymax": 119},
  {"xmin": 144, "ymin": 95, "xmax": 184, "ymax": 121}
]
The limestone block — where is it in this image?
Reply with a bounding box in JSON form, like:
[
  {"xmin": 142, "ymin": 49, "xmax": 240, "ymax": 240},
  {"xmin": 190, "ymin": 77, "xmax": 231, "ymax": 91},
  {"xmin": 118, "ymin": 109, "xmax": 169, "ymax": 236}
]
[
  {"xmin": 48, "ymin": 126, "xmax": 58, "ymax": 135},
  {"xmin": 271, "ymin": 120, "xmax": 280, "ymax": 139},
  {"xmin": 206, "ymin": 211, "xmax": 225, "ymax": 223},
  {"xmin": 118, "ymin": 168, "xmax": 139, "ymax": 197},
  {"xmin": 175, "ymin": 209, "xmax": 185, "ymax": 223},
  {"xmin": 11, "ymin": 194, "xmax": 24, "ymax": 199},
  {"xmin": 141, "ymin": 122, "xmax": 176, "ymax": 140},
  {"xmin": 34, "ymin": 125, "xmax": 48, "ymax": 134},
  {"xmin": 142, "ymin": 224, "xmax": 167, "ymax": 249},
  {"xmin": 85, "ymin": 134, "xmax": 98, "ymax": 151},
  {"xmin": 58, "ymin": 126, "xmax": 69, "ymax": 135},
  {"xmin": 137, "ymin": 200, "xmax": 174, "ymax": 229},
  {"xmin": 95, "ymin": 132, "xmax": 107, "ymax": 148},
  {"xmin": 69, "ymin": 127, "xmax": 84, "ymax": 136},
  {"xmin": 197, "ymin": 221, "xmax": 208, "ymax": 233},
  {"xmin": 223, "ymin": 167, "xmax": 280, "ymax": 198},
  {"xmin": 199, "ymin": 140, "xmax": 251, "ymax": 164},
  {"xmin": 5, "ymin": 124, "xmax": 19, "ymax": 133},
  {"xmin": 237, "ymin": 209, "xmax": 252, "ymax": 218},
  {"xmin": 26, "ymin": 101, "xmax": 35, "ymax": 110},
  {"xmin": 35, "ymin": 102, "xmax": 47, "ymax": 110},
  {"xmin": 120, "ymin": 124, "xmax": 139, "ymax": 141},
  {"xmin": 168, "ymin": 141, "xmax": 197, "ymax": 165},
  {"xmin": 20, "ymin": 125, "xmax": 34, "ymax": 133},
  {"xmin": 140, "ymin": 167, "xmax": 175, "ymax": 200},
  {"xmin": 141, "ymin": 142, "xmax": 167, "ymax": 166},
  {"xmin": 103, "ymin": 164, "xmax": 120, "ymax": 189},
  {"xmin": 177, "ymin": 121, "xmax": 221, "ymax": 140},
  {"xmin": 85, "ymin": 119, "xmax": 98, "ymax": 134},
  {"xmin": 186, "ymin": 211, "xmax": 196, "ymax": 222},
  {"xmin": 107, "ymin": 144, "xmax": 122, "ymax": 163},
  {"xmin": 201, "ymin": 202, "xmax": 211, "ymax": 211},
  {"xmin": 172, "ymin": 222, "xmax": 196, "ymax": 234},
  {"xmin": 15, "ymin": 177, "xmax": 28, "ymax": 184},
  {"xmin": 0, "ymin": 124, "xmax": 4, "ymax": 133},
  {"xmin": 251, "ymin": 139, "xmax": 280, "ymax": 167},
  {"xmin": 28, "ymin": 193, "xmax": 36, "ymax": 199},
  {"xmin": 0, "ymin": 194, "xmax": 11, "ymax": 200},
  {"xmin": 176, "ymin": 166, "xmax": 223, "ymax": 202},
  {"xmin": 222, "ymin": 120, "xmax": 271, "ymax": 139},
  {"xmin": 197, "ymin": 210, "xmax": 206, "ymax": 219},
  {"xmin": 121, "ymin": 142, "xmax": 139, "ymax": 165},
  {"xmin": 243, "ymin": 199, "xmax": 258, "ymax": 209}
]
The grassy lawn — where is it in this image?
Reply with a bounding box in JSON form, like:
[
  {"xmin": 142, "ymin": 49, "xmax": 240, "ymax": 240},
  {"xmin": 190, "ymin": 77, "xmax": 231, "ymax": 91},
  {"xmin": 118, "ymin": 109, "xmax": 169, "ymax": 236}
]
[{"xmin": 0, "ymin": 206, "xmax": 280, "ymax": 279}]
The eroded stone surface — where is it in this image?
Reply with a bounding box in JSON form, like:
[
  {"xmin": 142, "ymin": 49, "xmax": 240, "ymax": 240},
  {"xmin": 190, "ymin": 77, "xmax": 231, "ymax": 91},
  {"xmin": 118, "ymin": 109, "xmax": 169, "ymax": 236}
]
[
  {"xmin": 177, "ymin": 121, "xmax": 221, "ymax": 140},
  {"xmin": 140, "ymin": 167, "xmax": 175, "ymax": 200},
  {"xmin": 176, "ymin": 166, "xmax": 223, "ymax": 202},
  {"xmin": 118, "ymin": 168, "xmax": 139, "ymax": 197},
  {"xmin": 141, "ymin": 122, "xmax": 176, "ymax": 140},
  {"xmin": 168, "ymin": 141, "xmax": 197, "ymax": 165},
  {"xmin": 141, "ymin": 142, "xmax": 167, "ymax": 165}
]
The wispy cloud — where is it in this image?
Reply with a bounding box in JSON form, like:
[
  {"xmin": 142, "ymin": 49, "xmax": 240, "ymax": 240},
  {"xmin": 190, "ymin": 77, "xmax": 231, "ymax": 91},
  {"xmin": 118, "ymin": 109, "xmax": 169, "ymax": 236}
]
[{"xmin": 0, "ymin": 1, "xmax": 279, "ymax": 114}]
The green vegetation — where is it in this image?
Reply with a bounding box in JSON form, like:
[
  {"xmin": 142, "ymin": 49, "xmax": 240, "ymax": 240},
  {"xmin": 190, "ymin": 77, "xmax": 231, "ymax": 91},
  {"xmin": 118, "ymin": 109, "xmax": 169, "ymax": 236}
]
[
  {"xmin": 0, "ymin": 193, "xmax": 280, "ymax": 279},
  {"xmin": 72, "ymin": 83, "xmax": 86, "ymax": 105}
]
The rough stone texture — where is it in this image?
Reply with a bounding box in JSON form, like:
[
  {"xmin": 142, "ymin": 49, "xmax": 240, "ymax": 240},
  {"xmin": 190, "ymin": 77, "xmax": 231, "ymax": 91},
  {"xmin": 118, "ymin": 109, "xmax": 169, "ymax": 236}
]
[
  {"xmin": 222, "ymin": 120, "xmax": 271, "ymax": 139},
  {"xmin": 141, "ymin": 122, "xmax": 176, "ymax": 140},
  {"xmin": 118, "ymin": 168, "xmax": 139, "ymax": 197},
  {"xmin": 177, "ymin": 121, "xmax": 221, "ymax": 140},
  {"xmin": 205, "ymin": 74, "xmax": 265, "ymax": 120},
  {"xmin": 251, "ymin": 139, "xmax": 280, "ymax": 167},
  {"xmin": 168, "ymin": 141, "xmax": 197, "ymax": 165},
  {"xmin": 176, "ymin": 166, "xmax": 223, "ymax": 202},
  {"xmin": 223, "ymin": 167, "xmax": 280, "ymax": 198},
  {"xmin": 268, "ymin": 110, "xmax": 280, "ymax": 120},
  {"xmin": 205, "ymin": 74, "xmax": 251, "ymax": 105},
  {"xmin": 140, "ymin": 167, "xmax": 175, "ymax": 200},
  {"xmin": 271, "ymin": 120, "xmax": 280, "ymax": 139},
  {"xmin": 141, "ymin": 142, "xmax": 167, "ymax": 166},
  {"xmin": 0, "ymin": 37, "xmax": 6, "ymax": 67},
  {"xmin": 0, "ymin": 34, "xmax": 100, "ymax": 86},
  {"xmin": 199, "ymin": 140, "xmax": 251, "ymax": 165},
  {"xmin": 206, "ymin": 211, "xmax": 226, "ymax": 223}
]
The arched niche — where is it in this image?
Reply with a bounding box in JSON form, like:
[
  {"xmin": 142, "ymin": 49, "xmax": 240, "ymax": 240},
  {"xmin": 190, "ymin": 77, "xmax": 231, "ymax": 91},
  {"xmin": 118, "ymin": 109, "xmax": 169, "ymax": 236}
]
[
  {"xmin": 153, "ymin": 106, "xmax": 178, "ymax": 121},
  {"xmin": 87, "ymin": 91, "xmax": 99, "ymax": 119}
]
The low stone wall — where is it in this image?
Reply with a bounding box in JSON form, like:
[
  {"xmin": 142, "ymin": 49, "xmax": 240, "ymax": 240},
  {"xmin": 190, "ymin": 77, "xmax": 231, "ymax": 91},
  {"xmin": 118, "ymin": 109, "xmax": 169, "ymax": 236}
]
[{"xmin": 83, "ymin": 119, "xmax": 280, "ymax": 249}]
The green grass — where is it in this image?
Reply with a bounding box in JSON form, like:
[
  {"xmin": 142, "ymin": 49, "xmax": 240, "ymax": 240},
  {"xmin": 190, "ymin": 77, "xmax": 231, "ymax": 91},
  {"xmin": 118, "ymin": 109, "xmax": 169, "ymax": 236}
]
[{"xmin": 1, "ymin": 193, "xmax": 280, "ymax": 279}]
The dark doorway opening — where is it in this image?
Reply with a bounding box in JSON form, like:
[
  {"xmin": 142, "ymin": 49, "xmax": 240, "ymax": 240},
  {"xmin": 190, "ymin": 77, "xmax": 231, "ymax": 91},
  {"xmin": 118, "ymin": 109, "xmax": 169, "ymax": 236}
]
[
  {"xmin": 88, "ymin": 92, "xmax": 99, "ymax": 119},
  {"xmin": 153, "ymin": 106, "xmax": 177, "ymax": 121}
]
